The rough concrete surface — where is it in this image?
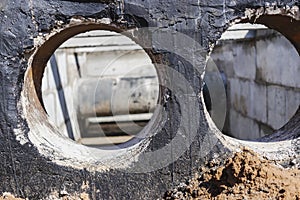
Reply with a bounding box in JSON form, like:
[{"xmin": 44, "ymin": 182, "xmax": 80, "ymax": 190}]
[{"xmin": 0, "ymin": 0, "xmax": 299, "ymax": 199}]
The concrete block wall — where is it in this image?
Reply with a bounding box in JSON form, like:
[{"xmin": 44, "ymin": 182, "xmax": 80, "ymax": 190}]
[{"xmin": 210, "ymin": 29, "xmax": 300, "ymax": 140}]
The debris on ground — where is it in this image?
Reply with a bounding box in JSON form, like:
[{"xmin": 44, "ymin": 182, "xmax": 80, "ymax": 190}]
[
  {"xmin": 0, "ymin": 192, "xmax": 90, "ymax": 200},
  {"xmin": 0, "ymin": 193, "xmax": 24, "ymax": 200},
  {"xmin": 164, "ymin": 149, "xmax": 300, "ymax": 200}
]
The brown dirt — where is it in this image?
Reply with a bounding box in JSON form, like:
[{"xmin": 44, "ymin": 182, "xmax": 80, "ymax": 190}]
[
  {"xmin": 0, "ymin": 192, "xmax": 90, "ymax": 200},
  {"xmin": 164, "ymin": 149, "xmax": 300, "ymax": 200},
  {"xmin": 0, "ymin": 193, "xmax": 24, "ymax": 200}
]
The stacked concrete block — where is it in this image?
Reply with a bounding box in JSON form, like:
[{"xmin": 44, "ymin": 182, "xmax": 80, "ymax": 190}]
[
  {"xmin": 286, "ymin": 89, "xmax": 300, "ymax": 121},
  {"xmin": 211, "ymin": 29, "xmax": 300, "ymax": 140},
  {"xmin": 230, "ymin": 109, "xmax": 260, "ymax": 140},
  {"xmin": 266, "ymin": 85, "xmax": 300, "ymax": 130},
  {"xmin": 232, "ymin": 44, "xmax": 256, "ymax": 80},
  {"xmin": 256, "ymin": 36, "xmax": 300, "ymax": 88},
  {"xmin": 229, "ymin": 78, "xmax": 250, "ymax": 116},
  {"xmin": 249, "ymin": 82, "xmax": 267, "ymax": 124},
  {"xmin": 210, "ymin": 43, "xmax": 235, "ymax": 78},
  {"xmin": 267, "ymin": 85, "xmax": 287, "ymax": 130}
]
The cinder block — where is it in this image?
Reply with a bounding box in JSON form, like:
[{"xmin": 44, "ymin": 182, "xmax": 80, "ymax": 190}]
[
  {"xmin": 210, "ymin": 44, "xmax": 235, "ymax": 78},
  {"xmin": 267, "ymin": 85, "xmax": 287, "ymax": 130},
  {"xmin": 229, "ymin": 78, "xmax": 252, "ymax": 116},
  {"xmin": 285, "ymin": 89, "xmax": 300, "ymax": 121},
  {"xmin": 239, "ymin": 80, "xmax": 251, "ymax": 116},
  {"xmin": 249, "ymin": 82, "xmax": 267, "ymax": 123},
  {"xmin": 82, "ymin": 50, "xmax": 155, "ymax": 78},
  {"xmin": 229, "ymin": 78, "xmax": 240, "ymax": 112},
  {"xmin": 229, "ymin": 109, "xmax": 260, "ymax": 140},
  {"xmin": 229, "ymin": 79, "xmax": 252, "ymax": 116},
  {"xmin": 256, "ymin": 36, "xmax": 300, "ymax": 88},
  {"xmin": 233, "ymin": 43, "xmax": 256, "ymax": 80}
]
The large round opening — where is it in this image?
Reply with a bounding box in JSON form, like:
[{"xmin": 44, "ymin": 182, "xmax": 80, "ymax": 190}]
[
  {"xmin": 204, "ymin": 22, "xmax": 300, "ymax": 141},
  {"xmin": 41, "ymin": 29, "xmax": 159, "ymax": 147},
  {"xmin": 22, "ymin": 23, "xmax": 164, "ymax": 170}
]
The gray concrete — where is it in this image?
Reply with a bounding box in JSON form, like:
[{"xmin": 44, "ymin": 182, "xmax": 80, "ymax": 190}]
[
  {"xmin": 256, "ymin": 36, "xmax": 300, "ymax": 88},
  {"xmin": 233, "ymin": 45, "xmax": 256, "ymax": 80},
  {"xmin": 0, "ymin": 0, "xmax": 299, "ymax": 199},
  {"xmin": 210, "ymin": 27, "xmax": 300, "ymax": 139}
]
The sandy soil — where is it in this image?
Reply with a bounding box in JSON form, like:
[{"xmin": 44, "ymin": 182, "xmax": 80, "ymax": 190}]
[
  {"xmin": 0, "ymin": 193, "xmax": 24, "ymax": 200},
  {"xmin": 164, "ymin": 149, "xmax": 300, "ymax": 200},
  {"xmin": 0, "ymin": 192, "xmax": 89, "ymax": 200}
]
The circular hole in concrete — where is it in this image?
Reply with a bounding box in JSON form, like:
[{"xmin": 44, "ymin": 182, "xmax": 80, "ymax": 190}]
[
  {"xmin": 204, "ymin": 22, "xmax": 300, "ymax": 141},
  {"xmin": 23, "ymin": 23, "xmax": 165, "ymax": 170},
  {"xmin": 41, "ymin": 29, "xmax": 159, "ymax": 148}
]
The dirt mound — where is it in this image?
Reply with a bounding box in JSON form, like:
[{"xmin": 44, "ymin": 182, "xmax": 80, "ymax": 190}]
[
  {"xmin": 0, "ymin": 192, "xmax": 90, "ymax": 200},
  {"xmin": 164, "ymin": 149, "xmax": 300, "ymax": 200},
  {"xmin": 0, "ymin": 193, "xmax": 24, "ymax": 200}
]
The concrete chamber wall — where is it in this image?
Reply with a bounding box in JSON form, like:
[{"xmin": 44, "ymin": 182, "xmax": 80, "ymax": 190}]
[
  {"xmin": 211, "ymin": 28, "xmax": 300, "ymax": 140},
  {"xmin": 0, "ymin": 0, "xmax": 299, "ymax": 199}
]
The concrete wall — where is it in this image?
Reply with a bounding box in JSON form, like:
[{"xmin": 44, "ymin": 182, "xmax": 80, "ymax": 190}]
[
  {"xmin": 1, "ymin": 1, "xmax": 299, "ymax": 199},
  {"xmin": 210, "ymin": 28, "xmax": 300, "ymax": 140}
]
